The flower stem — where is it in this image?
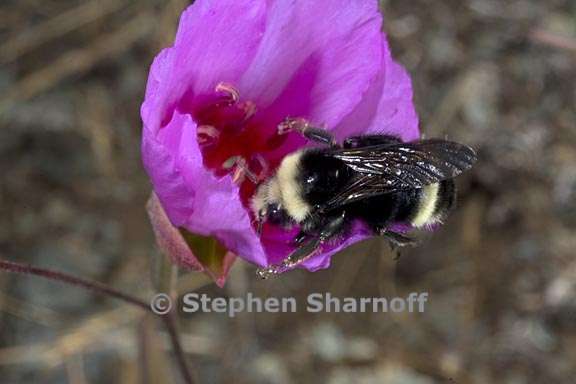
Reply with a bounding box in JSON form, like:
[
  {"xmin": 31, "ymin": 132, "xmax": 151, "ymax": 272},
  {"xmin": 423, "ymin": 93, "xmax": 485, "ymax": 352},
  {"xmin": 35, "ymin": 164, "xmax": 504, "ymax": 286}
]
[
  {"xmin": 0, "ymin": 259, "xmax": 149, "ymax": 309},
  {"xmin": 0, "ymin": 258, "xmax": 194, "ymax": 384},
  {"xmin": 162, "ymin": 312, "xmax": 195, "ymax": 384}
]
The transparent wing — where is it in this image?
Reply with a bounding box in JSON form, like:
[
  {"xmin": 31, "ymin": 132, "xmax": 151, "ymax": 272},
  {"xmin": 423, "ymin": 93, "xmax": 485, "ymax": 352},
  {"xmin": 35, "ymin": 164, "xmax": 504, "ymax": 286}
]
[{"xmin": 320, "ymin": 139, "xmax": 477, "ymax": 212}]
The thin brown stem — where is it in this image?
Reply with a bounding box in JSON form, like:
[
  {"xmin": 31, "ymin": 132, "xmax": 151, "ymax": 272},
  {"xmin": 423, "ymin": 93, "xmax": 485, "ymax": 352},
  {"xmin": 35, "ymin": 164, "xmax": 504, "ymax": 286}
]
[
  {"xmin": 0, "ymin": 258, "xmax": 194, "ymax": 384},
  {"xmin": 163, "ymin": 313, "xmax": 196, "ymax": 384},
  {"xmin": 0, "ymin": 259, "xmax": 149, "ymax": 310}
]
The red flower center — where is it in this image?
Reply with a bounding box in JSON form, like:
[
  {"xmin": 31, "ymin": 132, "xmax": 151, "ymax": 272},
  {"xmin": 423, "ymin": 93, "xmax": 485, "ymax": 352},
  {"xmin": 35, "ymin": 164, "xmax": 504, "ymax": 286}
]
[{"xmin": 190, "ymin": 83, "xmax": 293, "ymax": 206}]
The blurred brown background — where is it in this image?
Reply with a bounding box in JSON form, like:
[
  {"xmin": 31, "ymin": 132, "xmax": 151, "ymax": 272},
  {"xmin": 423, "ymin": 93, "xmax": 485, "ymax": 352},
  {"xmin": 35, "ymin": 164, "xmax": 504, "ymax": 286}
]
[{"xmin": 1, "ymin": 0, "xmax": 575, "ymax": 383}]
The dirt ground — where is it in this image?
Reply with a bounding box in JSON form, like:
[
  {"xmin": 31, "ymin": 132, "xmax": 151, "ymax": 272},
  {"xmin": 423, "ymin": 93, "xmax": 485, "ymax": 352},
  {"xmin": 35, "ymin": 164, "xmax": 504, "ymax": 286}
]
[{"xmin": 1, "ymin": 0, "xmax": 575, "ymax": 383}]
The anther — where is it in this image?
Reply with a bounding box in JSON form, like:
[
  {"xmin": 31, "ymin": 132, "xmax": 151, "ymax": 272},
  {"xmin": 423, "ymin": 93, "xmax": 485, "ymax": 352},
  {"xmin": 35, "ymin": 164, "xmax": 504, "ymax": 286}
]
[
  {"xmin": 222, "ymin": 155, "xmax": 241, "ymax": 170},
  {"xmin": 251, "ymin": 154, "xmax": 269, "ymax": 182},
  {"xmin": 223, "ymin": 156, "xmax": 259, "ymax": 184},
  {"xmin": 197, "ymin": 125, "xmax": 220, "ymax": 145},
  {"xmin": 215, "ymin": 82, "xmax": 240, "ymax": 104},
  {"xmin": 239, "ymin": 101, "xmax": 257, "ymax": 122}
]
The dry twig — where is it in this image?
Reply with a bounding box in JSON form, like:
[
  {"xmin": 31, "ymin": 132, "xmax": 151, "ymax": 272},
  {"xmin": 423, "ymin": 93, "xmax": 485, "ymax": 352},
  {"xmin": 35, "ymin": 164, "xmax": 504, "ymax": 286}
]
[{"xmin": 0, "ymin": 259, "xmax": 194, "ymax": 384}]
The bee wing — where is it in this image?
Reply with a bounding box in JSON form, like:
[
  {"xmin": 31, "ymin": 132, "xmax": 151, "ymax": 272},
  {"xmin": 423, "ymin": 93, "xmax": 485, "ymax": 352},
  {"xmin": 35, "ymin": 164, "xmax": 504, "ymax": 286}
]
[
  {"xmin": 319, "ymin": 139, "xmax": 477, "ymax": 212},
  {"xmin": 319, "ymin": 174, "xmax": 397, "ymax": 212},
  {"xmin": 330, "ymin": 139, "xmax": 477, "ymax": 189}
]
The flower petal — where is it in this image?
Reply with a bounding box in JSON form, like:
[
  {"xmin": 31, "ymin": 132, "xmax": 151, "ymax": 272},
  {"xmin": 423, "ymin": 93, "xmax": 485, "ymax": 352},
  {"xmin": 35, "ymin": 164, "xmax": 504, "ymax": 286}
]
[
  {"xmin": 173, "ymin": 0, "xmax": 267, "ymax": 95},
  {"xmin": 239, "ymin": 0, "xmax": 384, "ymax": 129},
  {"xmin": 142, "ymin": 0, "xmax": 267, "ymax": 133},
  {"xmin": 142, "ymin": 111, "xmax": 268, "ymax": 267},
  {"xmin": 333, "ymin": 39, "xmax": 420, "ymax": 142},
  {"xmin": 141, "ymin": 125, "xmax": 195, "ymax": 227}
]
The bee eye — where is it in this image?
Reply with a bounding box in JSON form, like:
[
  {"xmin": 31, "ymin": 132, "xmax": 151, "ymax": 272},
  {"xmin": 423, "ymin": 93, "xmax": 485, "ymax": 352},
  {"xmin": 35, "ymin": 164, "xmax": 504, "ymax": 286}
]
[
  {"xmin": 306, "ymin": 175, "xmax": 317, "ymax": 184},
  {"xmin": 267, "ymin": 203, "xmax": 290, "ymax": 225}
]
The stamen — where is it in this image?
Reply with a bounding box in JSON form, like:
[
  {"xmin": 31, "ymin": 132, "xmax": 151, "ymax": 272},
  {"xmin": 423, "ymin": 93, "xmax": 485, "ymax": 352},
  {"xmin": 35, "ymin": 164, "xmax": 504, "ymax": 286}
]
[
  {"xmin": 223, "ymin": 156, "xmax": 259, "ymax": 184},
  {"xmin": 277, "ymin": 117, "xmax": 310, "ymax": 135},
  {"xmin": 232, "ymin": 166, "xmax": 247, "ymax": 184},
  {"xmin": 239, "ymin": 100, "xmax": 257, "ymax": 122},
  {"xmin": 250, "ymin": 154, "xmax": 269, "ymax": 182},
  {"xmin": 222, "ymin": 155, "xmax": 241, "ymax": 169},
  {"xmin": 197, "ymin": 125, "xmax": 220, "ymax": 145},
  {"xmin": 194, "ymin": 82, "xmax": 279, "ymax": 201},
  {"xmin": 215, "ymin": 82, "xmax": 240, "ymax": 104},
  {"xmin": 240, "ymin": 169, "xmax": 259, "ymax": 184}
]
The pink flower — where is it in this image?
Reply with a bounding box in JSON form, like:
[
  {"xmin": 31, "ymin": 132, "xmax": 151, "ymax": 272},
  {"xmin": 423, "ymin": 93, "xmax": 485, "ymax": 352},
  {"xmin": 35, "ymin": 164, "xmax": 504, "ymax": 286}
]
[{"xmin": 141, "ymin": 0, "xmax": 419, "ymax": 282}]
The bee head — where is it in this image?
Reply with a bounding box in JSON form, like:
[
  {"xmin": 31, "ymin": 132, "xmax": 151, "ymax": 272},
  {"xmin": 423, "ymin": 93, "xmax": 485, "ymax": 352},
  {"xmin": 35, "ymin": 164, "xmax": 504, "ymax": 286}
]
[
  {"xmin": 251, "ymin": 149, "xmax": 352, "ymax": 227},
  {"xmin": 251, "ymin": 177, "xmax": 293, "ymax": 229},
  {"xmin": 264, "ymin": 202, "xmax": 292, "ymax": 225}
]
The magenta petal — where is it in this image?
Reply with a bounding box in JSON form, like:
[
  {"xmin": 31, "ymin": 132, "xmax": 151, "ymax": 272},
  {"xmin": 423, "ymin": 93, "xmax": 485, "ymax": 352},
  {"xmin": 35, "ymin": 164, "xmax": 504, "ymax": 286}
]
[
  {"xmin": 141, "ymin": 127, "xmax": 195, "ymax": 227},
  {"xmin": 142, "ymin": 0, "xmax": 267, "ymax": 133},
  {"xmin": 142, "ymin": 48, "xmax": 175, "ymax": 132},
  {"xmin": 173, "ymin": 0, "xmax": 266, "ymax": 95},
  {"xmin": 142, "ymin": 112, "xmax": 268, "ymax": 267},
  {"xmin": 334, "ymin": 41, "xmax": 419, "ymax": 142},
  {"xmin": 239, "ymin": 0, "xmax": 383, "ymax": 129}
]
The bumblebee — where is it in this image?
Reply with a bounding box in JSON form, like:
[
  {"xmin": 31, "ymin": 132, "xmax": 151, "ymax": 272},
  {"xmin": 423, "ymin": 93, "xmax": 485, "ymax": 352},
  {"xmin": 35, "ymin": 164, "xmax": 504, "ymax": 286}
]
[{"xmin": 252, "ymin": 118, "xmax": 477, "ymax": 278}]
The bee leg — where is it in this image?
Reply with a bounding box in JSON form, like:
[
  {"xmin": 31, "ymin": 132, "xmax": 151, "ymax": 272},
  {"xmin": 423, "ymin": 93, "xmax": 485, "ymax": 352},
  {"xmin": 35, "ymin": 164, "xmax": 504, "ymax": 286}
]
[
  {"xmin": 293, "ymin": 231, "xmax": 308, "ymax": 246},
  {"xmin": 277, "ymin": 117, "xmax": 339, "ymax": 147},
  {"xmin": 343, "ymin": 135, "xmax": 402, "ymax": 148},
  {"xmin": 256, "ymin": 212, "xmax": 347, "ymax": 279},
  {"xmin": 256, "ymin": 237, "xmax": 322, "ymax": 279},
  {"xmin": 379, "ymin": 230, "xmax": 418, "ymax": 249},
  {"xmin": 222, "ymin": 156, "xmax": 263, "ymax": 184},
  {"xmin": 302, "ymin": 126, "xmax": 338, "ymax": 147},
  {"xmin": 255, "ymin": 209, "xmax": 266, "ymax": 235}
]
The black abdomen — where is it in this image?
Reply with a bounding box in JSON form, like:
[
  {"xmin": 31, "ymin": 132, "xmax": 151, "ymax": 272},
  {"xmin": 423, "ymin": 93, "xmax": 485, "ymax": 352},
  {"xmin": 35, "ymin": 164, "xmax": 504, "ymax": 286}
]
[
  {"xmin": 344, "ymin": 189, "xmax": 419, "ymax": 234},
  {"xmin": 345, "ymin": 179, "xmax": 456, "ymax": 233}
]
